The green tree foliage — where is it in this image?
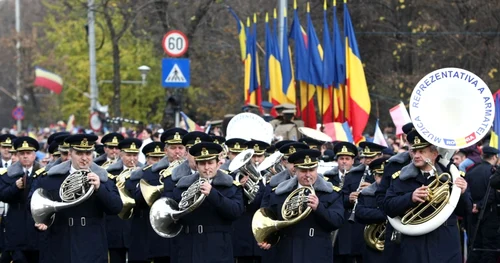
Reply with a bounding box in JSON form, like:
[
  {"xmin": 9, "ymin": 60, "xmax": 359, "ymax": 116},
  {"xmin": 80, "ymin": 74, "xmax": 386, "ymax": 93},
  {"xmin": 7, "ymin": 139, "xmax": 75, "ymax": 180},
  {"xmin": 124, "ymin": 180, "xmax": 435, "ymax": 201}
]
[{"xmin": 35, "ymin": 0, "xmax": 164, "ymax": 125}]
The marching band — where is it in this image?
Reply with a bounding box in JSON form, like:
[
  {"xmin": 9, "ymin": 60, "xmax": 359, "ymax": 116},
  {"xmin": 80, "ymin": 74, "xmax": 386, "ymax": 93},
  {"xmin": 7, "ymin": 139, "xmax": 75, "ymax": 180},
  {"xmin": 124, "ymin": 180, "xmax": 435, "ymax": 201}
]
[{"xmin": 0, "ymin": 88, "xmax": 499, "ymax": 263}]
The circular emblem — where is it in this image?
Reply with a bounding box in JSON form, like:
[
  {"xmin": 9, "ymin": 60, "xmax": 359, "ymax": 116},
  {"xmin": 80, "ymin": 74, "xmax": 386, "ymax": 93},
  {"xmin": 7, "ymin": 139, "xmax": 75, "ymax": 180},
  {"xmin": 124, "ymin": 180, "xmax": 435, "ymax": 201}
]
[{"xmin": 409, "ymin": 67, "xmax": 494, "ymax": 149}]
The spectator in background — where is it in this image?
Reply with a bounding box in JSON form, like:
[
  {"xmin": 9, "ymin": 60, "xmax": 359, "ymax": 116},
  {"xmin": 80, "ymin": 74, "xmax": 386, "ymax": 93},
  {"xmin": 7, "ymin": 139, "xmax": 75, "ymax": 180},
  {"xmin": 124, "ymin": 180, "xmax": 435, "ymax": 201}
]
[
  {"xmin": 453, "ymin": 151, "xmax": 467, "ymax": 168},
  {"xmin": 138, "ymin": 128, "xmax": 153, "ymax": 164},
  {"xmin": 458, "ymin": 145, "xmax": 482, "ymax": 172}
]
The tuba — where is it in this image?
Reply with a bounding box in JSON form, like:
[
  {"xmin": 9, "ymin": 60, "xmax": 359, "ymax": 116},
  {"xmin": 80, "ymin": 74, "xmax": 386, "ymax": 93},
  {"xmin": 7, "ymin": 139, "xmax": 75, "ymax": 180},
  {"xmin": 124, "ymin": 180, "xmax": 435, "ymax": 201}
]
[
  {"xmin": 229, "ymin": 149, "xmax": 262, "ymax": 203},
  {"xmin": 116, "ymin": 167, "xmax": 137, "ymax": 219},
  {"xmin": 140, "ymin": 160, "xmax": 183, "ymax": 207},
  {"xmin": 252, "ymin": 181, "xmax": 315, "ymax": 246},
  {"xmin": 364, "ymin": 222, "xmax": 386, "ymax": 251},
  {"xmin": 387, "ymin": 68, "xmax": 494, "ymax": 236},
  {"xmin": 149, "ymin": 177, "xmax": 208, "ymax": 238},
  {"xmin": 31, "ymin": 170, "xmax": 95, "ymax": 227}
]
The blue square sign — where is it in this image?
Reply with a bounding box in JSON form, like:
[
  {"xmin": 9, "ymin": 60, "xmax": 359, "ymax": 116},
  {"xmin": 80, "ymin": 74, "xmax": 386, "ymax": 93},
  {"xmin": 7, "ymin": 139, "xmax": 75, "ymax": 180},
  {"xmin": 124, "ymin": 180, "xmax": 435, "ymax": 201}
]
[{"xmin": 162, "ymin": 58, "xmax": 190, "ymax": 88}]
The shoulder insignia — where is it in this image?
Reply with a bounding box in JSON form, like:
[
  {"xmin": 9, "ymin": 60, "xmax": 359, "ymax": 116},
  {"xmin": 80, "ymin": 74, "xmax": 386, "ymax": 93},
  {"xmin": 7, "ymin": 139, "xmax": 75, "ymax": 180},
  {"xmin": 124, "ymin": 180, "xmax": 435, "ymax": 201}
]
[
  {"xmin": 233, "ymin": 180, "xmax": 241, "ymax": 186},
  {"xmin": 0, "ymin": 168, "xmax": 7, "ymax": 176},
  {"xmin": 142, "ymin": 164, "xmax": 152, "ymax": 171},
  {"xmin": 332, "ymin": 186, "xmax": 341, "ymax": 192},
  {"xmin": 459, "ymin": 171, "xmax": 465, "ymax": 178},
  {"xmin": 220, "ymin": 169, "xmax": 229, "ymax": 174},
  {"xmin": 108, "ymin": 173, "xmax": 116, "ymax": 180},
  {"xmin": 323, "ymin": 176, "xmax": 329, "ymax": 181},
  {"xmin": 33, "ymin": 167, "xmax": 46, "ymax": 178},
  {"xmin": 272, "ymin": 187, "xmax": 277, "ymax": 192},
  {"xmin": 392, "ymin": 171, "xmax": 401, "ymax": 179}
]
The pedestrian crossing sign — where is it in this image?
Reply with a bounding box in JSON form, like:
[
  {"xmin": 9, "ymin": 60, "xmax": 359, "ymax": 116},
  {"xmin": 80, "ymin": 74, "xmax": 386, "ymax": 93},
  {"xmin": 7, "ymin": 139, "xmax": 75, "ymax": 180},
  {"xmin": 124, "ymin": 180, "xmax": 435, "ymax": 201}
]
[{"xmin": 162, "ymin": 58, "xmax": 190, "ymax": 88}]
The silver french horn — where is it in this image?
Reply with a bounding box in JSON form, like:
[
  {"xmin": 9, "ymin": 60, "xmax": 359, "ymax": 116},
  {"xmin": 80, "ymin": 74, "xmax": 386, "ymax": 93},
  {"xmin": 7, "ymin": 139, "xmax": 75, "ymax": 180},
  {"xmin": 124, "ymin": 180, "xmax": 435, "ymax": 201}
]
[
  {"xmin": 31, "ymin": 170, "xmax": 95, "ymax": 227},
  {"xmin": 149, "ymin": 177, "xmax": 209, "ymax": 238}
]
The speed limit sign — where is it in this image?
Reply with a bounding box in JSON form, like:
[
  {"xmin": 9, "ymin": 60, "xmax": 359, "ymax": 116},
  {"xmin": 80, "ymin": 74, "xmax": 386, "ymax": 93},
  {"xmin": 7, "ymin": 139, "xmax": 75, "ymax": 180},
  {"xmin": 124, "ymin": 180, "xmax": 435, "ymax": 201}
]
[{"xmin": 162, "ymin": 30, "xmax": 189, "ymax": 57}]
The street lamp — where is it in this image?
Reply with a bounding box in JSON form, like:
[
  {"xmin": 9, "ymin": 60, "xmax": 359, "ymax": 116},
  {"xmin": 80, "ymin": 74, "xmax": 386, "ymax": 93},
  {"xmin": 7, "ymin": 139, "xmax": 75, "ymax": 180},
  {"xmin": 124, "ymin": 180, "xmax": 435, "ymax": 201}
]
[{"xmin": 138, "ymin": 65, "xmax": 151, "ymax": 86}]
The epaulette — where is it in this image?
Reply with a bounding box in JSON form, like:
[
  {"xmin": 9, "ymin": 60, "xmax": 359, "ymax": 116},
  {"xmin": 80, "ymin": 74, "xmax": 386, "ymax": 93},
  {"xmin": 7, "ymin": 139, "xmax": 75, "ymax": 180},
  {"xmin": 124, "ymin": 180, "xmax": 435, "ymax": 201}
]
[
  {"xmin": 33, "ymin": 167, "xmax": 46, "ymax": 178},
  {"xmin": 142, "ymin": 164, "xmax": 152, "ymax": 171},
  {"xmin": 233, "ymin": 180, "xmax": 241, "ymax": 186},
  {"xmin": 220, "ymin": 169, "xmax": 229, "ymax": 174},
  {"xmin": 0, "ymin": 168, "xmax": 7, "ymax": 176},
  {"xmin": 108, "ymin": 173, "xmax": 116, "ymax": 180},
  {"xmin": 333, "ymin": 186, "xmax": 341, "ymax": 192},
  {"xmin": 459, "ymin": 171, "xmax": 465, "ymax": 178},
  {"xmin": 323, "ymin": 176, "xmax": 329, "ymax": 181},
  {"xmin": 272, "ymin": 187, "xmax": 277, "ymax": 192},
  {"xmin": 392, "ymin": 171, "xmax": 401, "ymax": 179}
]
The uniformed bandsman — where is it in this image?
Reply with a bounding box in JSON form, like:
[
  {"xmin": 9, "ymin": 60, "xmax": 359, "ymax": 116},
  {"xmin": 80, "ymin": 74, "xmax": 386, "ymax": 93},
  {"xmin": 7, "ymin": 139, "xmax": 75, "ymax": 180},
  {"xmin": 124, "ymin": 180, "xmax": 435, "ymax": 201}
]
[
  {"xmin": 94, "ymin": 133, "xmax": 124, "ymax": 167},
  {"xmin": 106, "ymin": 138, "xmax": 143, "ymax": 263},
  {"xmin": 142, "ymin": 127, "xmax": 187, "ymax": 262},
  {"xmin": 0, "ymin": 134, "xmax": 16, "ymax": 168},
  {"xmin": 259, "ymin": 142, "xmax": 309, "ymax": 263},
  {"xmin": 126, "ymin": 141, "xmax": 165, "ymax": 263},
  {"xmin": 465, "ymin": 146, "xmax": 500, "ymax": 263},
  {"xmin": 46, "ymin": 133, "xmax": 71, "ymax": 170},
  {"xmin": 232, "ymin": 140, "xmax": 271, "ymax": 263},
  {"xmin": 220, "ymin": 138, "xmax": 248, "ymax": 171},
  {"xmin": 0, "ymin": 137, "xmax": 40, "ymax": 262},
  {"xmin": 354, "ymin": 157, "xmax": 389, "ymax": 263},
  {"xmin": 33, "ymin": 134, "xmax": 123, "ymax": 263},
  {"xmin": 258, "ymin": 149, "xmax": 344, "ymax": 263},
  {"xmin": 172, "ymin": 142, "xmax": 244, "ymax": 263},
  {"xmin": 375, "ymin": 122, "xmax": 413, "ymax": 262},
  {"xmin": 384, "ymin": 130, "xmax": 471, "ymax": 263},
  {"xmin": 274, "ymin": 108, "xmax": 301, "ymax": 141},
  {"xmin": 323, "ymin": 142, "xmax": 362, "ymax": 263},
  {"xmin": 299, "ymin": 137, "xmax": 323, "ymax": 150},
  {"xmin": 358, "ymin": 141, "xmax": 386, "ymax": 183}
]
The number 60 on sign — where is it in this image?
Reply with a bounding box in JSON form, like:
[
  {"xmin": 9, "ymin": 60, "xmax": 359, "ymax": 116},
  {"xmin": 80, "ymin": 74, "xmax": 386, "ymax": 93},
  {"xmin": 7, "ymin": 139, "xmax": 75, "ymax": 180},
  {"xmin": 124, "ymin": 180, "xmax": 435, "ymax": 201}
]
[{"xmin": 162, "ymin": 30, "xmax": 189, "ymax": 57}]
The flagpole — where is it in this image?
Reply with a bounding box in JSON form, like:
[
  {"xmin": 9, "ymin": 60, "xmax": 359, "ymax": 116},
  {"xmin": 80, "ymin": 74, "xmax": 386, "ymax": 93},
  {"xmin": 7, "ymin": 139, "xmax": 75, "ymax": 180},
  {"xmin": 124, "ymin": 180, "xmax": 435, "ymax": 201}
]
[
  {"xmin": 277, "ymin": 0, "xmax": 288, "ymax": 56},
  {"xmin": 88, "ymin": 0, "xmax": 98, "ymax": 113},
  {"xmin": 15, "ymin": 0, "xmax": 22, "ymax": 132}
]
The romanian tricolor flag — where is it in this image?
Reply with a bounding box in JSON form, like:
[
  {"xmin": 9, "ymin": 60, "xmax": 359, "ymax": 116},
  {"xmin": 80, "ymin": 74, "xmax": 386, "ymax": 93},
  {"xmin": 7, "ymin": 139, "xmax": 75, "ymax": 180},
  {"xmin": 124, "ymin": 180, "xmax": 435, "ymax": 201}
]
[
  {"xmin": 246, "ymin": 14, "xmax": 262, "ymax": 108},
  {"xmin": 344, "ymin": 1, "xmax": 370, "ymax": 143},
  {"xmin": 332, "ymin": 0, "xmax": 346, "ymax": 122},
  {"xmin": 323, "ymin": 122, "xmax": 353, "ymax": 143},
  {"xmin": 280, "ymin": 9, "xmax": 296, "ymax": 104},
  {"xmin": 180, "ymin": 111, "xmax": 203, "ymax": 132},
  {"xmin": 291, "ymin": 2, "xmax": 316, "ymax": 129},
  {"xmin": 265, "ymin": 12, "xmax": 285, "ymax": 106},
  {"xmin": 227, "ymin": 7, "xmax": 247, "ymax": 63},
  {"xmin": 490, "ymin": 94, "xmax": 500, "ymax": 149},
  {"xmin": 34, "ymin": 67, "xmax": 63, "ymax": 94}
]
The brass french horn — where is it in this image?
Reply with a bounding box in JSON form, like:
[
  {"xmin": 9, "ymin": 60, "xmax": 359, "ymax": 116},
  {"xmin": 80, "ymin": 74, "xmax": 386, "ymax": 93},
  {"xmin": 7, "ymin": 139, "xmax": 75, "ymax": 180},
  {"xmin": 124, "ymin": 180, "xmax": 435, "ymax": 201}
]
[
  {"xmin": 140, "ymin": 160, "xmax": 183, "ymax": 207},
  {"xmin": 31, "ymin": 170, "xmax": 95, "ymax": 227},
  {"xmin": 364, "ymin": 222, "xmax": 386, "ymax": 251},
  {"xmin": 150, "ymin": 177, "xmax": 209, "ymax": 238},
  {"xmin": 116, "ymin": 167, "xmax": 137, "ymax": 219},
  {"xmin": 252, "ymin": 181, "xmax": 315, "ymax": 246}
]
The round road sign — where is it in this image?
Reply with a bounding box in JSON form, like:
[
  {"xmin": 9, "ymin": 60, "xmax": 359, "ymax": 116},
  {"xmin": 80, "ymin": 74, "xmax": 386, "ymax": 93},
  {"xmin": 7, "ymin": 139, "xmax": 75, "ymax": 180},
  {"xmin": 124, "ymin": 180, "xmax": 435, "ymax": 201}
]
[
  {"xmin": 162, "ymin": 30, "xmax": 189, "ymax": 57},
  {"xmin": 89, "ymin": 112, "xmax": 103, "ymax": 132},
  {"xmin": 12, "ymin": 106, "xmax": 24, "ymax": 121}
]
